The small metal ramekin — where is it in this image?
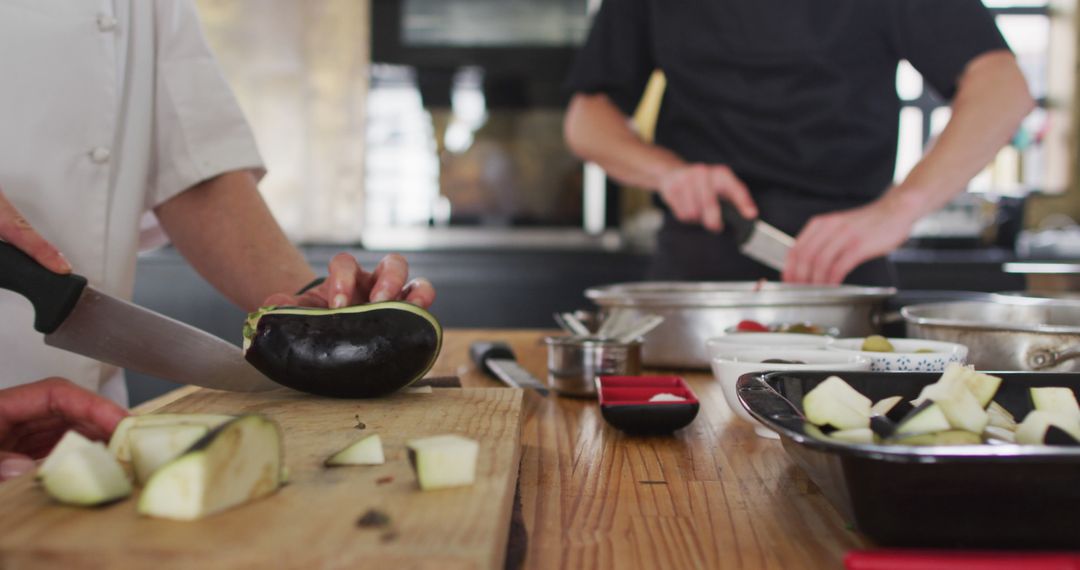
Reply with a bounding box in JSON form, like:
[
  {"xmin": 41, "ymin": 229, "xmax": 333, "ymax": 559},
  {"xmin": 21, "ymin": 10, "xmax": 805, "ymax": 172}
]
[{"xmin": 544, "ymin": 336, "xmax": 642, "ymax": 398}]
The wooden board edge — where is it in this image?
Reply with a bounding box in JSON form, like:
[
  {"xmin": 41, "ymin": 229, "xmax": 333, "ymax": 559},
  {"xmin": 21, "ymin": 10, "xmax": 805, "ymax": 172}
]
[{"xmin": 486, "ymin": 389, "xmax": 526, "ymax": 570}]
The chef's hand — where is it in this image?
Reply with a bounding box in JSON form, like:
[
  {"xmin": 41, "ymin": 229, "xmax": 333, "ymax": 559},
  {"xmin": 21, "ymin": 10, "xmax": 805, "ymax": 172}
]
[
  {"xmin": 0, "ymin": 188, "xmax": 71, "ymax": 274},
  {"xmin": 263, "ymin": 253, "xmax": 435, "ymax": 310},
  {"xmin": 0, "ymin": 378, "xmax": 128, "ymax": 482},
  {"xmin": 783, "ymin": 194, "xmax": 920, "ymax": 284},
  {"xmin": 657, "ymin": 164, "xmax": 758, "ymax": 232}
]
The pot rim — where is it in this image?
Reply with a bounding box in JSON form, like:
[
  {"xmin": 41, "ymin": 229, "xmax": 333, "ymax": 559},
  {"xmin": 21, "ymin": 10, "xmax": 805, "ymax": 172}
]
[
  {"xmin": 901, "ymin": 298, "xmax": 1080, "ymax": 335},
  {"xmin": 585, "ymin": 281, "xmax": 896, "ymax": 308}
]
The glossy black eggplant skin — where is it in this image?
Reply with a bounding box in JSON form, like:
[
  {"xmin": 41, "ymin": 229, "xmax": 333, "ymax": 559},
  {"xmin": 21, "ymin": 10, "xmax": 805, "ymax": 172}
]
[{"xmin": 245, "ymin": 309, "xmax": 440, "ymax": 398}]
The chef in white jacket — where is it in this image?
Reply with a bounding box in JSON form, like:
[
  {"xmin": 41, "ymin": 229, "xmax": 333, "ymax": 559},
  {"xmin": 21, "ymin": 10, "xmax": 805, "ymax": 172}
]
[{"xmin": 0, "ymin": 0, "xmax": 434, "ymax": 479}]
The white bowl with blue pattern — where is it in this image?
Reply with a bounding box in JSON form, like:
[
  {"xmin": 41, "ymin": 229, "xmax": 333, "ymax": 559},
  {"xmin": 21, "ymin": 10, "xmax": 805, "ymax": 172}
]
[{"xmin": 826, "ymin": 338, "xmax": 968, "ymax": 372}]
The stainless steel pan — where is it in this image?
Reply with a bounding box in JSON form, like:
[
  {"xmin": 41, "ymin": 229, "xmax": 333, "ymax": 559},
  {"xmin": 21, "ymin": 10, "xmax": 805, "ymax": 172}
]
[
  {"xmin": 902, "ymin": 297, "xmax": 1080, "ymax": 372},
  {"xmin": 586, "ymin": 282, "xmax": 895, "ymax": 369}
]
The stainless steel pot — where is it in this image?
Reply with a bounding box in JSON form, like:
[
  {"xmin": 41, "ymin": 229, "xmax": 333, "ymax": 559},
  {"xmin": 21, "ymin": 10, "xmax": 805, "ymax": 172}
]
[
  {"xmin": 585, "ymin": 282, "xmax": 896, "ymax": 369},
  {"xmin": 902, "ymin": 297, "xmax": 1080, "ymax": 372}
]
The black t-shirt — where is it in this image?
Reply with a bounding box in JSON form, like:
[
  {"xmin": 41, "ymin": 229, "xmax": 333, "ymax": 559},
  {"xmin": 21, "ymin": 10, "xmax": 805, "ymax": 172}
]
[{"xmin": 566, "ymin": 0, "xmax": 1009, "ymax": 205}]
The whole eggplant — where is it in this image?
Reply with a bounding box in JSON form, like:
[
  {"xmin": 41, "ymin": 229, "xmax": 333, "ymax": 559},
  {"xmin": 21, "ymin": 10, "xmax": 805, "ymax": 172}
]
[{"xmin": 243, "ymin": 301, "xmax": 442, "ymax": 398}]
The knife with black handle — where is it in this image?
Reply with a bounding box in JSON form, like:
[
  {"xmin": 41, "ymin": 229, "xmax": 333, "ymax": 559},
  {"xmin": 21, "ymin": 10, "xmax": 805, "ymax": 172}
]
[
  {"xmin": 0, "ymin": 241, "xmax": 279, "ymax": 392},
  {"xmin": 469, "ymin": 341, "xmax": 550, "ymax": 396}
]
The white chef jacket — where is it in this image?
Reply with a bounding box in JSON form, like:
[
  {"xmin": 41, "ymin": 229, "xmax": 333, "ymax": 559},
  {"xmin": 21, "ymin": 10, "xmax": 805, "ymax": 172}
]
[{"xmin": 0, "ymin": 0, "xmax": 264, "ymax": 405}]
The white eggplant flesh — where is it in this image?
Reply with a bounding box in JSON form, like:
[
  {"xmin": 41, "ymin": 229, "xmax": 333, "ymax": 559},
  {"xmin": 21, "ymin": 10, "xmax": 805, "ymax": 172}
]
[
  {"xmin": 987, "ymin": 401, "xmax": 1018, "ymax": 431},
  {"xmin": 920, "ymin": 382, "xmax": 989, "ymax": 434},
  {"xmin": 871, "ymin": 396, "xmax": 903, "ymax": 417},
  {"xmin": 802, "ymin": 376, "xmax": 872, "ymax": 430},
  {"xmin": 892, "ymin": 430, "xmax": 982, "ymax": 446},
  {"xmin": 1030, "ymin": 387, "xmax": 1080, "ymax": 419},
  {"xmin": 129, "ymin": 424, "xmax": 210, "ymax": 485},
  {"xmin": 37, "ymin": 430, "xmax": 95, "ymax": 481},
  {"xmin": 325, "ymin": 434, "xmax": 385, "ymax": 466},
  {"xmin": 138, "ymin": 415, "xmax": 283, "ymax": 521},
  {"xmin": 407, "ymin": 434, "xmax": 479, "ymax": 491},
  {"xmin": 828, "ymin": 428, "xmax": 876, "ymax": 445},
  {"xmin": 1015, "ymin": 411, "xmax": 1080, "ymax": 445},
  {"xmin": 42, "ymin": 443, "xmax": 132, "ymax": 506},
  {"xmin": 895, "ymin": 402, "xmax": 951, "ymax": 436},
  {"xmin": 109, "ymin": 414, "xmax": 233, "ymax": 462}
]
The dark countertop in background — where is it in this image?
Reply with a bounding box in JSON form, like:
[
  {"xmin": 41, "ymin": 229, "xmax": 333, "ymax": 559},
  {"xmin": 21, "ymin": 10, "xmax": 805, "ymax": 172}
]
[{"xmin": 125, "ymin": 244, "xmax": 1025, "ymax": 405}]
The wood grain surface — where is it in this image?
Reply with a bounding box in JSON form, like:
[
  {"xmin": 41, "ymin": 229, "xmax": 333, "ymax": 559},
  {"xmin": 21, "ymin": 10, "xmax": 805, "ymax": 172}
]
[
  {"xmin": 0, "ymin": 386, "xmax": 523, "ymax": 570},
  {"xmin": 430, "ymin": 330, "xmax": 870, "ymax": 570}
]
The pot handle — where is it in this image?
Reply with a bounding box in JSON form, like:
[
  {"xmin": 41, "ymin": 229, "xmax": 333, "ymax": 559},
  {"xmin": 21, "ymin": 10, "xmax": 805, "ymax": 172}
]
[
  {"xmin": 1027, "ymin": 346, "xmax": 1080, "ymax": 371},
  {"xmin": 873, "ymin": 310, "xmax": 904, "ymax": 328}
]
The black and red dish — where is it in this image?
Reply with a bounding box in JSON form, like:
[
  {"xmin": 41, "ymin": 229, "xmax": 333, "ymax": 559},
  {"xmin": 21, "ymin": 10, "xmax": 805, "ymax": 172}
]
[{"xmin": 596, "ymin": 376, "xmax": 700, "ymax": 435}]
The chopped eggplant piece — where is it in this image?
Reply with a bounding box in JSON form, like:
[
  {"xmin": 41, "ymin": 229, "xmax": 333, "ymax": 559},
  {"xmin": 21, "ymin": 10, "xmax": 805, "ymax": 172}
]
[
  {"xmin": 128, "ymin": 424, "xmax": 210, "ymax": 485},
  {"xmin": 829, "ymin": 428, "xmax": 876, "ymax": 444},
  {"xmin": 871, "ymin": 396, "xmax": 902, "ymax": 417},
  {"xmin": 138, "ymin": 415, "xmax": 283, "ymax": 521},
  {"xmin": 1045, "ymin": 425, "xmax": 1080, "ymax": 446},
  {"xmin": 920, "ymin": 381, "xmax": 989, "ymax": 434},
  {"xmin": 891, "ymin": 430, "xmax": 982, "ymax": 446},
  {"xmin": 1015, "ymin": 411, "xmax": 1080, "ymax": 446},
  {"xmin": 243, "ymin": 302, "xmax": 443, "ymax": 398},
  {"xmin": 802, "ymin": 376, "xmax": 872, "ymax": 430},
  {"xmin": 42, "ymin": 442, "xmax": 132, "ymax": 507},
  {"xmin": 406, "ymin": 435, "xmax": 479, "ymax": 491},
  {"xmin": 325, "ymin": 434, "xmax": 385, "ymax": 467},
  {"xmin": 982, "ymin": 425, "xmax": 1016, "ymax": 444},
  {"xmin": 1030, "ymin": 387, "xmax": 1080, "ymax": 419},
  {"xmin": 894, "ymin": 401, "xmax": 951, "ymax": 436},
  {"xmin": 961, "ymin": 369, "xmax": 1002, "ymax": 408},
  {"xmin": 108, "ymin": 413, "xmax": 233, "ymax": 462},
  {"xmin": 869, "ymin": 415, "xmax": 898, "ymax": 438},
  {"xmin": 871, "ymin": 396, "xmax": 915, "ymax": 424},
  {"xmin": 38, "ymin": 430, "xmax": 94, "ymax": 481},
  {"xmin": 987, "ymin": 401, "xmax": 1018, "ymax": 431}
]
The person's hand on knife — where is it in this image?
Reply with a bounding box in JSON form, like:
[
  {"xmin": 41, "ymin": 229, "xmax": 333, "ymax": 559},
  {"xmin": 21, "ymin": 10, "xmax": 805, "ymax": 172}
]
[
  {"xmin": 262, "ymin": 253, "xmax": 436, "ymax": 310},
  {"xmin": 0, "ymin": 378, "xmax": 128, "ymax": 482},
  {"xmin": 0, "ymin": 188, "xmax": 70, "ymax": 274},
  {"xmin": 783, "ymin": 192, "xmax": 921, "ymax": 285},
  {"xmin": 657, "ymin": 163, "xmax": 759, "ymax": 232}
]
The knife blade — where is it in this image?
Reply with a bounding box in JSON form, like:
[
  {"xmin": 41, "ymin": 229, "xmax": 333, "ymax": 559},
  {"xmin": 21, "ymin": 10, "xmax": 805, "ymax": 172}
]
[
  {"xmin": 0, "ymin": 241, "xmax": 279, "ymax": 392},
  {"xmin": 722, "ymin": 203, "xmax": 794, "ymax": 272},
  {"xmin": 469, "ymin": 341, "xmax": 550, "ymax": 396}
]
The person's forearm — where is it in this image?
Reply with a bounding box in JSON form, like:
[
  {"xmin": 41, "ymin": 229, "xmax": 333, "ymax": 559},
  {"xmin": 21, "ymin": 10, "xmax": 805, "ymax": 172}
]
[
  {"xmin": 153, "ymin": 171, "xmax": 316, "ymax": 311},
  {"xmin": 564, "ymin": 93, "xmax": 685, "ymax": 189},
  {"xmin": 884, "ymin": 50, "xmax": 1035, "ymax": 218}
]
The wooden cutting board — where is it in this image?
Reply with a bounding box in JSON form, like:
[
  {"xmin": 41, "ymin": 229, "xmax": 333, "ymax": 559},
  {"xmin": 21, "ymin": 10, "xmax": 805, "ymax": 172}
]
[{"xmin": 0, "ymin": 387, "xmax": 524, "ymax": 570}]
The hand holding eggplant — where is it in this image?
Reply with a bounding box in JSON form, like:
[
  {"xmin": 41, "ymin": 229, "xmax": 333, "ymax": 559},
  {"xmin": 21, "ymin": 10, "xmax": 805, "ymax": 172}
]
[
  {"xmin": 263, "ymin": 253, "xmax": 435, "ymax": 310},
  {"xmin": 0, "ymin": 378, "xmax": 128, "ymax": 481}
]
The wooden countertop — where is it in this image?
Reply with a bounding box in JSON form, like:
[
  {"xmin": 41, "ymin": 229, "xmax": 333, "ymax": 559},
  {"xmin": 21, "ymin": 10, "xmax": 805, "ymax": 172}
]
[
  {"xmin": 142, "ymin": 329, "xmax": 869, "ymax": 569},
  {"xmin": 435, "ymin": 330, "xmax": 867, "ymax": 569}
]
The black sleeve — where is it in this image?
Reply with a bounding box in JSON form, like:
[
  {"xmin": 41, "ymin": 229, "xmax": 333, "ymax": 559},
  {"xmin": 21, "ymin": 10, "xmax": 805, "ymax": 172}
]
[
  {"xmin": 564, "ymin": 0, "xmax": 655, "ymax": 115},
  {"xmin": 889, "ymin": 0, "xmax": 1011, "ymax": 100}
]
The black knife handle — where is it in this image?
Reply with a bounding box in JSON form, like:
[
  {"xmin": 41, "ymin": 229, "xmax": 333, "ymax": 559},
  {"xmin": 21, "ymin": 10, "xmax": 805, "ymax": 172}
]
[
  {"xmin": 720, "ymin": 200, "xmax": 755, "ymax": 245},
  {"xmin": 0, "ymin": 241, "xmax": 87, "ymax": 334},
  {"xmin": 469, "ymin": 341, "xmax": 516, "ymax": 376}
]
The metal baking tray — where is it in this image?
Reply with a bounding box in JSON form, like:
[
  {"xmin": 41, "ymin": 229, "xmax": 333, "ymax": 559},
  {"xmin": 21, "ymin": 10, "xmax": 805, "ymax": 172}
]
[{"xmin": 737, "ymin": 370, "xmax": 1080, "ymax": 548}]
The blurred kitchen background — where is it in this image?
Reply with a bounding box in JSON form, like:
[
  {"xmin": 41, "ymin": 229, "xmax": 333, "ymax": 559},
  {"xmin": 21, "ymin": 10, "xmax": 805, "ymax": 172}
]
[{"xmin": 130, "ymin": 0, "xmax": 1080, "ymax": 402}]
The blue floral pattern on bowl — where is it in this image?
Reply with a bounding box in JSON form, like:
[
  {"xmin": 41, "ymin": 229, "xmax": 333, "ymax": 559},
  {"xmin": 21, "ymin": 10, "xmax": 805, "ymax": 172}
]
[{"xmin": 829, "ymin": 338, "xmax": 968, "ymax": 373}]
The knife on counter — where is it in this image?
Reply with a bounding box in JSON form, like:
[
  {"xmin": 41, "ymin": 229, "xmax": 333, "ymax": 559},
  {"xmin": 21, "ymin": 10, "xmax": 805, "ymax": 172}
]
[
  {"xmin": 722, "ymin": 203, "xmax": 795, "ymax": 272},
  {"xmin": 0, "ymin": 242, "xmax": 280, "ymax": 392},
  {"xmin": 469, "ymin": 341, "xmax": 550, "ymax": 397}
]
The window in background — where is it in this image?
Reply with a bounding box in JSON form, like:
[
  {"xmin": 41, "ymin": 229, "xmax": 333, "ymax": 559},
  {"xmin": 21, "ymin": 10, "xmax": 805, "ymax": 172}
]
[{"xmin": 895, "ymin": 1, "xmax": 1056, "ymax": 196}]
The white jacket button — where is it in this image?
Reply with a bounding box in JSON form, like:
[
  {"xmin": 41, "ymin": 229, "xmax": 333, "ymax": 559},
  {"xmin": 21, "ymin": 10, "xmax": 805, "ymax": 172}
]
[
  {"xmin": 97, "ymin": 14, "xmax": 118, "ymax": 32},
  {"xmin": 89, "ymin": 147, "xmax": 111, "ymax": 164}
]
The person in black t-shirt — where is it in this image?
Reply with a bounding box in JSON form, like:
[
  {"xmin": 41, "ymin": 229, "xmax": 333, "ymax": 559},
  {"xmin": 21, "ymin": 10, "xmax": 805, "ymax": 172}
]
[{"xmin": 564, "ymin": 0, "xmax": 1034, "ymax": 285}]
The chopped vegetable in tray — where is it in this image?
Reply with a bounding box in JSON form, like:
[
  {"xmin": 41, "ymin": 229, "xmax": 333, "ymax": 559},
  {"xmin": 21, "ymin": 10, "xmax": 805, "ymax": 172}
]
[{"xmin": 803, "ymin": 363, "xmax": 1080, "ymax": 447}]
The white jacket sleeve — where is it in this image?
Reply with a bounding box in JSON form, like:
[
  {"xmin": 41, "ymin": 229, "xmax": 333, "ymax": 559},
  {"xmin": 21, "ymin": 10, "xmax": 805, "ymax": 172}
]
[{"xmin": 149, "ymin": 0, "xmax": 265, "ymax": 208}]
